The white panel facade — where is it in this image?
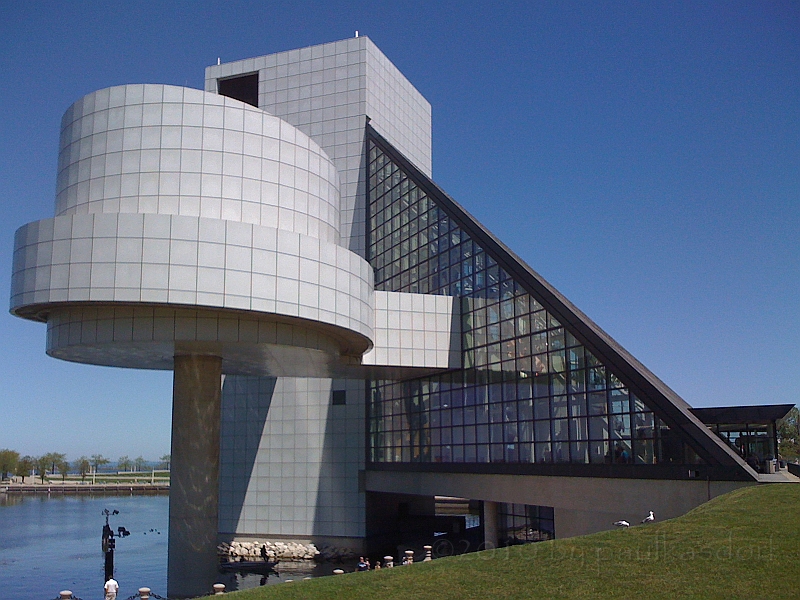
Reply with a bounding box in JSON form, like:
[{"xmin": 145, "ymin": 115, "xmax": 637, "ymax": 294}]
[
  {"xmin": 363, "ymin": 291, "xmax": 461, "ymax": 369},
  {"xmin": 12, "ymin": 214, "xmax": 373, "ymax": 348},
  {"xmin": 57, "ymin": 84, "xmax": 341, "ymax": 244},
  {"xmin": 207, "ymin": 39, "xmax": 433, "ymax": 549},
  {"xmin": 219, "ymin": 376, "xmax": 365, "ymax": 541},
  {"xmin": 205, "ymin": 36, "xmax": 431, "ymax": 258}
]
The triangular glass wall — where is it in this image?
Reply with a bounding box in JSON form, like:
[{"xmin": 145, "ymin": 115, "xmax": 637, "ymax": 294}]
[{"xmin": 364, "ymin": 128, "xmax": 740, "ymax": 476}]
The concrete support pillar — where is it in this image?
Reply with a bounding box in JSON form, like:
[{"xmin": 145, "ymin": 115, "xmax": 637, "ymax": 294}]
[
  {"xmin": 483, "ymin": 501, "xmax": 498, "ymax": 549},
  {"xmin": 167, "ymin": 354, "xmax": 223, "ymax": 599}
]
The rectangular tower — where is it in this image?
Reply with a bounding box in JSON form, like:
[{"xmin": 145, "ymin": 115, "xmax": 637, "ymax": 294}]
[{"xmin": 205, "ymin": 37, "xmax": 432, "ymax": 550}]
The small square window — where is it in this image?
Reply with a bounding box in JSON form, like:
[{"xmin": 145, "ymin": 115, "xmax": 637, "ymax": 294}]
[{"xmin": 332, "ymin": 390, "xmax": 347, "ymax": 406}]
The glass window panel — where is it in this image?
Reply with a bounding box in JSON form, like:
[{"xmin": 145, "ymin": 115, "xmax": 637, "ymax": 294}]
[
  {"xmin": 477, "ymin": 444, "xmax": 490, "ymax": 463},
  {"xmin": 464, "ymin": 425, "xmax": 476, "ymax": 444},
  {"xmin": 534, "ymin": 420, "xmax": 551, "ymax": 442},
  {"xmin": 611, "ymin": 439, "xmax": 633, "ymax": 464},
  {"xmin": 501, "ymin": 298, "xmax": 515, "ymax": 320},
  {"xmin": 553, "ymin": 441, "xmax": 569, "ymax": 462},
  {"xmin": 609, "ymin": 388, "xmax": 630, "ymax": 414},
  {"xmin": 535, "ymin": 442, "xmax": 552, "ymax": 463},
  {"xmin": 551, "ymin": 395, "xmax": 568, "ymax": 419},
  {"xmin": 549, "ymin": 328, "xmax": 565, "ymax": 350},
  {"xmin": 517, "ymin": 336, "xmax": 531, "ymax": 357},
  {"xmin": 488, "ymin": 343, "xmax": 502, "ymax": 364},
  {"xmin": 533, "ymin": 373, "xmax": 550, "ymax": 398},
  {"xmin": 551, "ymin": 372, "xmax": 566, "ymax": 395},
  {"xmin": 553, "ymin": 419, "xmax": 569, "ymax": 441},
  {"xmin": 532, "ymin": 311, "xmax": 547, "ymax": 332},
  {"xmin": 453, "ymin": 427, "xmax": 464, "ymax": 445},
  {"xmin": 452, "ymin": 445, "xmax": 464, "ymax": 462},
  {"xmin": 589, "ymin": 415, "xmax": 609, "ymax": 440},
  {"xmin": 632, "ymin": 393, "xmax": 648, "ymax": 413},
  {"xmin": 569, "ymin": 393, "xmax": 587, "ymax": 417},
  {"xmin": 569, "ymin": 369, "xmax": 586, "ymax": 393},
  {"xmin": 504, "ymin": 400, "xmax": 518, "ymax": 422},
  {"xmin": 491, "ymin": 444, "xmax": 505, "ymax": 462},
  {"xmin": 570, "ymin": 417, "xmax": 588, "ymax": 441},
  {"xmin": 550, "ymin": 350, "xmax": 567, "ymax": 373},
  {"xmin": 487, "ymin": 304, "xmax": 500, "ymax": 325},
  {"xmin": 634, "ymin": 412, "xmax": 655, "ymax": 437},
  {"xmin": 532, "ymin": 331, "xmax": 548, "ymax": 354},
  {"xmin": 590, "ymin": 440, "xmax": 609, "ymax": 464},
  {"xmin": 609, "ymin": 372, "xmax": 624, "ymax": 389},
  {"xmin": 565, "ymin": 331, "xmax": 580, "ymax": 347},
  {"xmin": 635, "ymin": 438, "xmax": 655, "ymax": 464},
  {"xmin": 587, "ymin": 367, "xmax": 607, "ymax": 391},
  {"xmin": 533, "ymin": 354, "xmax": 549, "ymax": 376},
  {"xmin": 533, "ymin": 397, "xmax": 550, "ymax": 420},
  {"xmin": 571, "ymin": 440, "xmax": 589, "ymax": 463},
  {"xmin": 515, "ymin": 295, "xmax": 529, "ymax": 316},
  {"xmin": 517, "ymin": 397, "xmax": 533, "ymax": 421},
  {"xmin": 568, "ymin": 346, "xmax": 585, "ymax": 371},
  {"xmin": 610, "ymin": 414, "xmax": 631, "ymax": 439}
]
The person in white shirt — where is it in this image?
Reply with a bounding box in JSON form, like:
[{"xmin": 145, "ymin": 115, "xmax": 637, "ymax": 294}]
[{"xmin": 104, "ymin": 577, "xmax": 119, "ymax": 600}]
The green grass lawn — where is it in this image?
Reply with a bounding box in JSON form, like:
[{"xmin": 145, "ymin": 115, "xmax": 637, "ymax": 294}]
[{"xmin": 225, "ymin": 484, "xmax": 800, "ymax": 600}]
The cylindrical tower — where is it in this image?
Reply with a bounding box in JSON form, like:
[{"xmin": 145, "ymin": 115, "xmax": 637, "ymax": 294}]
[{"xmin": 10, "ymin": 84, "xmax": 375, "ymax": 597}]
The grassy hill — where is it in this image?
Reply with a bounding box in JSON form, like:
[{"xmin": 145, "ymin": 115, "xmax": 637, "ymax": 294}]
[{"xmin": 225, "ymin": 484, "xmax": 800, "ymax": 600}]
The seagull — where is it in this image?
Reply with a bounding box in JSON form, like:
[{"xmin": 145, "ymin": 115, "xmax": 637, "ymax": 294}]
[
  {"xmin": 641, "ymin": 511, "xmax": 655, "ymax": 524},
  {"xmin": 613, "ymin": 520, "xmax": 630, "ymax": 528}
]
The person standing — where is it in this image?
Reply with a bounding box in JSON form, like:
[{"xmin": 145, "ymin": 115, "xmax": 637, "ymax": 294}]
[{"xmin": 104, "ymin": 577, "xmax": 119, "ymax": 600}]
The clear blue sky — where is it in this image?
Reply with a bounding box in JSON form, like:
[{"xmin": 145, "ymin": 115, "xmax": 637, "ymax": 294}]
[{"xmin": 1, "ymin": 1, "xmax": 797, "ymax": 461}]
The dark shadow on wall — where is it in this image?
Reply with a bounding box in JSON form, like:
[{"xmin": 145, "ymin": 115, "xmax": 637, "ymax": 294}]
[{"xmin": 218, "ymin": 375, "xmax": 276, "ymax": 538}]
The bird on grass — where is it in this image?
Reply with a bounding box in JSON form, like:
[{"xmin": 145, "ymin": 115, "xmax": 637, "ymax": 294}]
[
  {"xmin": 613, "ymin": 520, "xmax": 630, "ymax": 528},
  {"xmin": 641, "ymin": 511, "xmax": 655, "ymax": 523}
]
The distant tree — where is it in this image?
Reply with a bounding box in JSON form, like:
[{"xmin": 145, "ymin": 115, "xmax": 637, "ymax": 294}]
[
  {"xmin": 90, "ymin": 454, "xmax": 109, "ymax": 473},
  {"xmin": 47, "ymin": 453, "xmax": 66, "ymax": 476},
  {"xmin": 134, "ymin": 456, "xmax": 147, "ymax": 472},
  {"xmin": 778, "ymin": 406, "xmax": 800, "ymax": 460},
  {"xmin": 159, "ymin": 454, "xmax": 170, "ymax": 470},
  {"xmin": 117, "ymin": 455, "xmax": 132, "ymax": 472},
  {"xmin": 0, "ymin": 449, "xmax": 19, "ymax": 480},
  {"xmin": 75, "ymin": 456, "xmax": 91, "ymax": 482},
  {"xmin": 15, "ymin": 456, "xmax": 33, "ymax": 482},
  {"xmin": 56, "ymin": 458, "xmax": 70, "ymax": 481},
  {"xmin": 34, "ymin": 455, "xmax": 51, "ymax": 483}
]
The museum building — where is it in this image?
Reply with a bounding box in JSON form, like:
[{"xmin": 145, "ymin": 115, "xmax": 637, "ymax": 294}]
[{"xmin": 10, "ymin": 37, "xmax": 790, "ymax": 595}]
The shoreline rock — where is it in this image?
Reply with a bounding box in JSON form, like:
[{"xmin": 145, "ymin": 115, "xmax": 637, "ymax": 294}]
[{"xmin": 218, "ymin": 540, "xmax": 319, "ymax": 561}]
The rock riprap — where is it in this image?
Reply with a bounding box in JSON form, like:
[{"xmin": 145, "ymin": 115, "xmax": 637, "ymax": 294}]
[{"xmin": 218, "ymin": 540, "xmax": 320, "ymax": 561}]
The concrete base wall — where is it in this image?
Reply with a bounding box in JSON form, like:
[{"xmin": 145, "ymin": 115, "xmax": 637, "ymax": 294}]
[{"xmin": 365, "ymin": 470, "xmax": 752, "ymax": 539}]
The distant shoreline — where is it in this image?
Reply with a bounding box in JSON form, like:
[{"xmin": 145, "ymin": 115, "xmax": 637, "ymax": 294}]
[{"xmin": 1, "ymin": 482, "xmax": 169, "ymax": 494}]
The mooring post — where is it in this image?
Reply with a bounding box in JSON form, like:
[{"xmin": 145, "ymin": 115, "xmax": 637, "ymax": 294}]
[
  {"xmin": 139, "ymin": 588, "xmax": 151, "ymax": 599},
  {"xmin": 59, "ymin": 591, "xmax": 72, "ymax": 599},
  {"xmin": 423, "ymin": 545, "xmax": 433, "ymax": 561},
  {"xmin": 213, "ymin": 582, "xmax": 226, "ymax": 594}
]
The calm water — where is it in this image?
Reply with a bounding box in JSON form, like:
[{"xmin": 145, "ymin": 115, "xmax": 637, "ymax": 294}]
[
  {"xmin": 0, "ymin": 493, "xmax": 168, "ymax": 599},
  {"xmin": 0, "ymin": 493, "xmax": 342, "ymax": 599}
]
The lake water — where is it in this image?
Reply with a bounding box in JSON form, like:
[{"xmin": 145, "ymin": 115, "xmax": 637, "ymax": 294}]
[
  {"xmin": 0, "ymin": 493, "xmax": 168, "ymax": 599},
  {"xmin": 0, "ymin": 492, "xmax": 345, "ymax": 599}
]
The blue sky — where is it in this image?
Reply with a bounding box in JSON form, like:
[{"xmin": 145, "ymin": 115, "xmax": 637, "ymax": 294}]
[{"xmin": 1, "ymin": 1, "xmax": 797, "ymax": 461}]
